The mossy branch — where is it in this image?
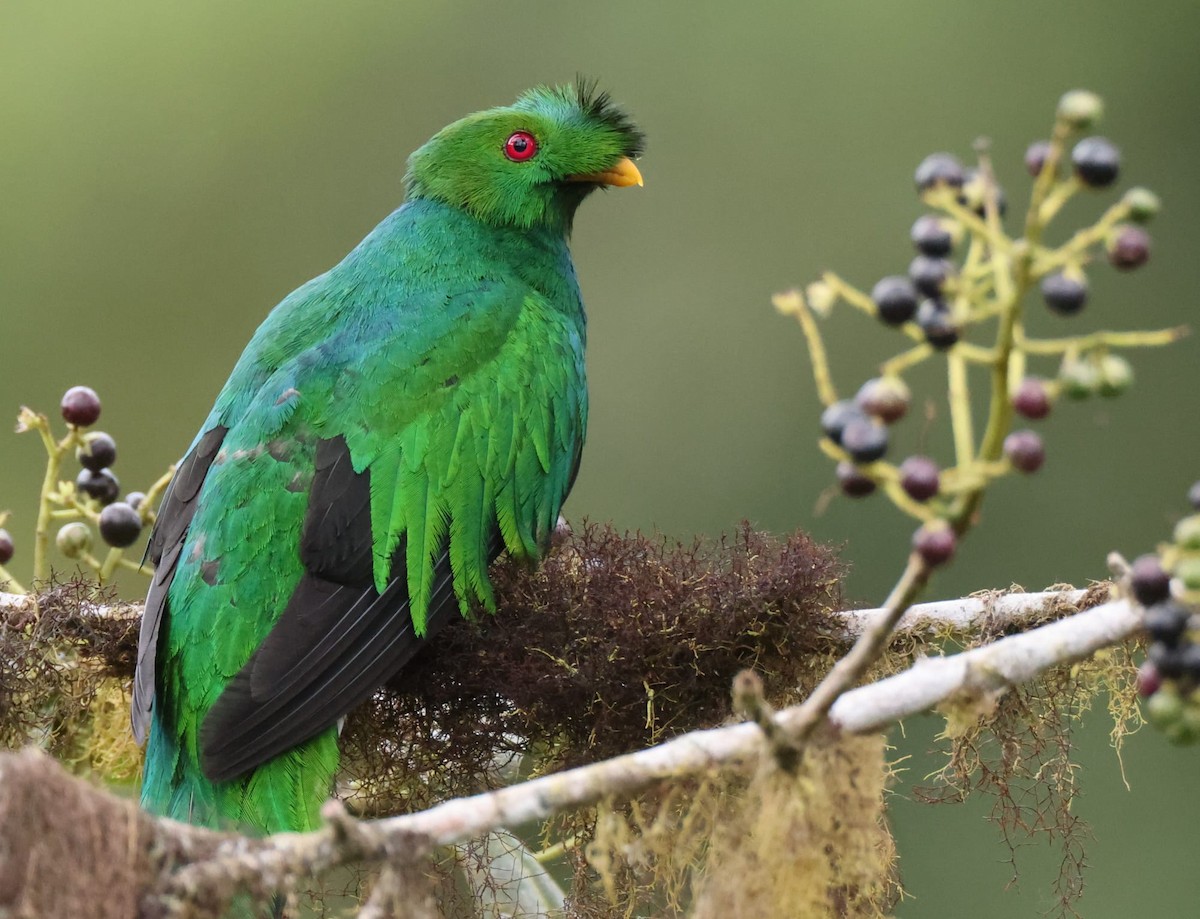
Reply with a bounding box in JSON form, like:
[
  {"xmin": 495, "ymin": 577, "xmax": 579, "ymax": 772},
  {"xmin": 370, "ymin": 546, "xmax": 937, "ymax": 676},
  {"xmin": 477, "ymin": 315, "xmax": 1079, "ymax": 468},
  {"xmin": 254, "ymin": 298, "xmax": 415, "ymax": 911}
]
[{"xmin": 0, "ymin": 584, "xmax": 1128, "ymax": 918}]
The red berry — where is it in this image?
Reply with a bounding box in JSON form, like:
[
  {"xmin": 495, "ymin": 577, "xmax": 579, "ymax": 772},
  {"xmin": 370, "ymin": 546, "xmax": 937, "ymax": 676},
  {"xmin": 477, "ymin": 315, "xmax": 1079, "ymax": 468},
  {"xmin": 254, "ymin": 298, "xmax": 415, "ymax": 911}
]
[
  {"xmin": 913, "ymin": 522, "xmax": 956, "ymax": 567},
  {"xmin": 1024, "ymin": 140, "xmax": 1052, "ymax": 177},
  {"xmin": 1012, "ymin": 378, "xmax": 1052, "ymax": 420},
  {"xmin": 61, "ymin": 386, "xmax": 102, "ymax": 427},
  {"xmin": 837, "ymin": 462, "xmax": 876, "ymax": 498},
  {"xmin": 1004, "ymin": 430, "xmax": 1045, "ymax": 473},
  {"xmin": 1136, "ymin": 660, "xmax": 1162, "ymax": 698},
  {"xmin": 0, "ymin": 529, "xmax": 13, "ymax": 566},
  {"xmin": 899, "ymin": 455, "xmax": 940, "ymax": 502},
  {"xmin": 1108, "ymin": 225, "xmax": 1150, "ymax": 271}
]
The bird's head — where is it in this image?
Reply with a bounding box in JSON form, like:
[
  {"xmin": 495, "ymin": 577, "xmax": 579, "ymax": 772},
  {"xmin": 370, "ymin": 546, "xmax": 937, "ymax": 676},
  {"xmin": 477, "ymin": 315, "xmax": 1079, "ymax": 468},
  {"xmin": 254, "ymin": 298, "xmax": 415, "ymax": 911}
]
[{"xmin": 405, "ymin": 81, "xmax": 644, "ymax": 232}]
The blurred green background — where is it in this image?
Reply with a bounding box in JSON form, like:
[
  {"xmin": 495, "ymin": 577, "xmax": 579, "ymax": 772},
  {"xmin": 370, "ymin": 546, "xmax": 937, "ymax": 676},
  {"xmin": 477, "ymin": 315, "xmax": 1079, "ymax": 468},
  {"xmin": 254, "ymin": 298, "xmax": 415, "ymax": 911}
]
[{"xmin": 3, "ymin": 2, "xmax": 1199, "ymax": 914}]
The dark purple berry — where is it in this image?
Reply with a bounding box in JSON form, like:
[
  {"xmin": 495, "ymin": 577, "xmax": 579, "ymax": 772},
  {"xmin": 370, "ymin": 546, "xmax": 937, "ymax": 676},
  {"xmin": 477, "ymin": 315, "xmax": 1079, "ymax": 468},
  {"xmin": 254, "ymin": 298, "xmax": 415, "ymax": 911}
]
[
  {"xmin": 1149, "ymin": 641, "xmax": 1186, "ymax": 679},
  {"xmin": 911, "ymin": 215, "xmax": 953, "ymax": 257},
  {"xmin": 1041, "ymin": 272, "xmax": 1087, "ymax": 315},
  {"xmin": 61, "ymin": 386, "xmax": 101, "ymax": 427},
  {"xmin": 1012, "ymin": 378, "xmax": 1052, "ymax": 420},
  {"xmin": 0, "ymin": 529, "xmax": 13, "ymax": 566},
  {"xmin": 899, "ymin": 455, "xmax": 940, "ymax": 502},
  {"xmin": 840, "ymin": 416, "xmax": 889, "ymax": 464},
  {"xmin": 1144, "ymin": 601, "xmax": 1189, "ymax": 647},
  {"xmin": 1108, "ymin": 225, "xmax": 1150, "ymax": 270},
  {"xmin": 855, "ymin": 377, "xmax": 911, "ymax": 424},
  {"xmin": 98, "ymin": 502, "xmax": 143, "ymax": 549},
  {"xmin": 1024, "ymin": 140, "xmax": 1052, "ymax": 177},
  {"xmin": 837, "ymin": 462, "xmax": 876, "ymax": 498},
  {"xmin": 871, "ymin": 276, "xmax": 919, "ymax": 326},
  {"xmin": 1182, "ymin": 643, "xmax": 1200, "ymax": 681},
  {"xmin": 1131, "ymin": 554, "xmax": 1172, "ymax": 607},
  {"xmin": 916, "ymin": 299, "xmax": 959, "ymax": 350},
  {"xmin": 76, "ymin": 431, "xmax": 117, "ymax": 472},
  {"xmin": 1004, "ymin": 430, "xmax": 1045, "ymax": 474},
  {"xmin": 1189, "ymin": 481, "xmax": 1200, "ymax": 511},
  {"xmin": 1137, "ymin": 660, "xmax": 1162, "ymax": 697},
  {"xmin": 914, "ymin": 153, "xmax": 966, "ymax": 192},
  {"xmin": 76, "ymin": 468, "xmax": 120, "ymax": 505},
  {"xmin": 909, "ymin": 255, "xmax": 953, "ymax": 297},
  {"xmin": 1071, "ymin": 137, "xmax": 1120, "ymax": 189},
  {"xmin": 125, "ymin": 491, "xmax": 147, "ymax": 511},
  {"xmin": 820, "ymin": 400, "xmax": 868, "ymax": 446},
  {"xmin": 913, "ymin": 522, "xmax": 956, "ymax": 567}
]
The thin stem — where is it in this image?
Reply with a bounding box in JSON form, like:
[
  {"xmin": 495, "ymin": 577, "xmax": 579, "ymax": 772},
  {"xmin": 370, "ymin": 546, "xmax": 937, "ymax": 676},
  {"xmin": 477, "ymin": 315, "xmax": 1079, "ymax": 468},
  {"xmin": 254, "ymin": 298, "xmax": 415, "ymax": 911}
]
[
  {"xmin": 0, "ymin": 565, "xmax": 27, "ymax": 595},
  {"xmin": 947, "ymin": 353, "xmax": 975, "ymax": 467},
  {"xmin": 954, "ymin": 342, "xmax": 998, "ymax": 364},
  {"xmin": 1020, "ymin": 325, "xmax": 1187, "ymax": 356},
  {"xmin": 786, "ymin": 553, "xmax": 932, "ymax": 748},
  {"xmin": 97, "ymin": 548, "xmax": 123, "ymax": 584},
  {"xmin": 824, "ymin": 273, "xmax": 926, "ymax": 344},
  {"xmin": 880, "ymin": 343, "xmax": 933, "ymax": 377},
  {"xmin": 924, "ymin": 188, "xmax": 1011, "ymax": 253},
  {"xmin": 1037, "ymin": 175, "xmax": 1082, "ymax": 224},
  {"xmin": 1032, "ymin": 198, "xmax": 1130, "ymax": 278},
  {"xmin": 774, "ymin": 290, "xmax": 838, "ymax": 406},
  {"xmin": 34, "ymin": 436, "xmax": 67, "ymax": 583}
]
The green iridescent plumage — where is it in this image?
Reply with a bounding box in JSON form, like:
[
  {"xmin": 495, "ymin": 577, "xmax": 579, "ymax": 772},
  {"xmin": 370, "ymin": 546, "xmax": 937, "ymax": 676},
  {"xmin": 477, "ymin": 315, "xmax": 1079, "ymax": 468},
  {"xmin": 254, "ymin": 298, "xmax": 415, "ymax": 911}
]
[{"xmin": 134, "ymin": 83, "xmax": 643, "ymax": 833}]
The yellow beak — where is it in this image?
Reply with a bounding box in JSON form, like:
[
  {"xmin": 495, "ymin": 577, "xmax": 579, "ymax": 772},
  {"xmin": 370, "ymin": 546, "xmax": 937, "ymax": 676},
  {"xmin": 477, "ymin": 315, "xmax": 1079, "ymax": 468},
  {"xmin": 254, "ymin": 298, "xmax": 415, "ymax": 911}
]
[{"xmin": 566, "ymin": 156, "xmax": 644, "ymax": 188}]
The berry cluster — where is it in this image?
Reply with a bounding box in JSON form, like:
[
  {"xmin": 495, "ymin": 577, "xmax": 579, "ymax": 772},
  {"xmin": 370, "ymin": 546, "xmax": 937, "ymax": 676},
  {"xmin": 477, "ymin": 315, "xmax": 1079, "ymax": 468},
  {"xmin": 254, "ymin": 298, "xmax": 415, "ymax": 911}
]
[
  {"xmin": 4, "ymin": 386, "xmax": 173, "ymax": 590},
  {"xmin": 776, "ymin": 90, "xmax": 1179, "ymax": 573},
  {"xmin": 1137, "ymin": 483, "xmax": 1200, "ymax": 744}
]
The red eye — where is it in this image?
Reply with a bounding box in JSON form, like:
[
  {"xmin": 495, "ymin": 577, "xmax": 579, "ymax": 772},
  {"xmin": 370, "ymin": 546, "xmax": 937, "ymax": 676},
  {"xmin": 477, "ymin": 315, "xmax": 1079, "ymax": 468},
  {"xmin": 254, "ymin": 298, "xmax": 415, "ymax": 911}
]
[{"xmin": 504, "ymin": 131, "xmax": 538, "ymax": 162}]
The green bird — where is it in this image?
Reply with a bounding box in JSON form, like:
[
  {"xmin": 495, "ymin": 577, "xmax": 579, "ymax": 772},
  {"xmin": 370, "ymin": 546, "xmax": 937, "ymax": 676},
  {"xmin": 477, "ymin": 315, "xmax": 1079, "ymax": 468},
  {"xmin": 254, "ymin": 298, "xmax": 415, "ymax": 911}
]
[{"xmin": 133, "ymin": 82, "xmax": 643, "ymax": 833}]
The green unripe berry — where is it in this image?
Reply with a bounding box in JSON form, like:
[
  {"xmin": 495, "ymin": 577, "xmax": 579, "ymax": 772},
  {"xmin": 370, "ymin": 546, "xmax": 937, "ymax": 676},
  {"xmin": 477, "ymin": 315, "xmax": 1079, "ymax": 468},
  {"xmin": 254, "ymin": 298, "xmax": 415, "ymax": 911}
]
[
  {"xmin": 1057, "ymin": 90, "xmax": 1103, "ymax": 129},
  {"xmin": 1097, "ymin": 354, "xmax": 1134, "ymax": 397},
  {"xmin": 1123, "ymin": 187, "xmax": 1161, "ymax": 224},
  {"xmin": 56, "ymin": 522, "xmax": 92, "ymax": 559},
  {"xmin": 1059, "ymin": 360, "xmax": 1100, "ymax": 399},
  {"xmin": 1174, "ymin": 515, "xmax": 1200, "ymax": 551},
  {"xmin": 1174, "ymin": 556, "xmax": 1200, "ymax": 593},
  {"xmin": 1146, "ymin": 684, "xmax": 1183, "ymax": 729},
  {"xmin": 1164, "ymin": 718, "xmax": 1199, "ymax": 746}
]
